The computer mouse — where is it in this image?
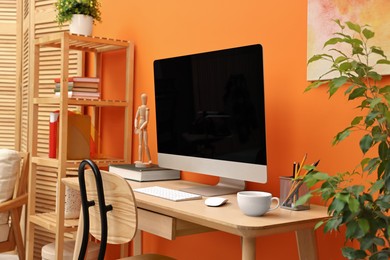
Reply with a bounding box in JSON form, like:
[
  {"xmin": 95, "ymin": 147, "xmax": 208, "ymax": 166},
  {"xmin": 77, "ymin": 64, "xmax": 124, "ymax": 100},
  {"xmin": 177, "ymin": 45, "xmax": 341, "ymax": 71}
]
[{"xmin": 204, "ymin": 197, "xmax": 228, "ymax": 207}]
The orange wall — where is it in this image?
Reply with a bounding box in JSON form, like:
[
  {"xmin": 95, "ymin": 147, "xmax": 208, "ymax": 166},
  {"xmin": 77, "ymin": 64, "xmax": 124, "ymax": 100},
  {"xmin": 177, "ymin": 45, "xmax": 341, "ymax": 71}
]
[{"xmin": 94, "ymin": 1, "xmax": 362, "ymax": 259}]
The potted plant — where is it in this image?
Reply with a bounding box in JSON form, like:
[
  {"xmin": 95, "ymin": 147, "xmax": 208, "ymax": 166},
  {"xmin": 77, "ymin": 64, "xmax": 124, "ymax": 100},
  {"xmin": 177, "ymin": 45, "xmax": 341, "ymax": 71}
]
[
  {"xmin": 55, "ymin": 0, "xmax": 102, "ymax": 35},
  {"xmin": 301, "ymin": 20, "xmax": 390, "ymax": 260}
]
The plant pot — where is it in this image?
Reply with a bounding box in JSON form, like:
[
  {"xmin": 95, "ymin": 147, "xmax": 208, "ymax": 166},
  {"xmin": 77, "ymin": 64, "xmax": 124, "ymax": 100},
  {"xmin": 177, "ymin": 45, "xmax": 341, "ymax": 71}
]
[{"xmin": 69, "ymin": 14, "xmax": 93, "ymax": 36}]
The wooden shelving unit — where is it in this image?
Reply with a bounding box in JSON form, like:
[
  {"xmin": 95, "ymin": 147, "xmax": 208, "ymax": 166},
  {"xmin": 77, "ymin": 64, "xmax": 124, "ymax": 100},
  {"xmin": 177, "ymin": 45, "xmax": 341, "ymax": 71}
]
[{"xmin": 26, "ymin": 32, "xmax": 134, "ymax": 260}]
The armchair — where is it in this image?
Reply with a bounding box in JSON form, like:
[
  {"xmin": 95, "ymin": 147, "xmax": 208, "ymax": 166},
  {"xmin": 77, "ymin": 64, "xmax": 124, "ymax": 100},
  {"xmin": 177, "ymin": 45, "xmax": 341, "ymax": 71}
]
[{"xmin": 0, "ymin": 150, "xmax": 29, "ymax": 260}]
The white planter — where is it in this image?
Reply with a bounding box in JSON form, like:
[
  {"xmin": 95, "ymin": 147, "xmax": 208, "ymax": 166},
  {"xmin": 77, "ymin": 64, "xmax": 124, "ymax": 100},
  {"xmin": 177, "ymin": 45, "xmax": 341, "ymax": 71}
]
[{"xmin": 69, "ymin": 14, "xmax": 93, "ymax": 36}]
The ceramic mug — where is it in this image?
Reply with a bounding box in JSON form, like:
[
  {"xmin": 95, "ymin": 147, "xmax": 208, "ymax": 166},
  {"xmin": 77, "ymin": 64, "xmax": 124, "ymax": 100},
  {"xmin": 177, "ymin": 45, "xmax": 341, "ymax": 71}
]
[{"xmin": 237, "ymin": 191, "xmax": 280, "ymax": 216}]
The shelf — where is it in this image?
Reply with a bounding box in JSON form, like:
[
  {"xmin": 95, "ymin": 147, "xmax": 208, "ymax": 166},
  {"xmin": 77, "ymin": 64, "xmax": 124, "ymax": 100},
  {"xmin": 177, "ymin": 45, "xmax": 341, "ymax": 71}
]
[
  {"xmin": 31, "ymin": 156, "xmax": 126, "ymax": 168},
  {"xmin": 35, "ymin": 32, "xmax": 131, "ymax": 53},
  {"xmin": 33, "ymin": 97, "xmax": 129, "ymax": 107},
  {"xmin": 27, "ymin": 31, "xmax": 134, "ymax": 259},
  {"xmin": 29, "ymin": 212, "xmax": 79, "ymax": 234}
]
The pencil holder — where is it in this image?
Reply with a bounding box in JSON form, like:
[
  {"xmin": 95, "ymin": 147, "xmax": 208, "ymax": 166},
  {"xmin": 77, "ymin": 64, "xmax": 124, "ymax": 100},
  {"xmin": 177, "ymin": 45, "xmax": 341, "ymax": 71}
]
[{"xmin": 279, "ymin": 176, "xmax": 310, "ymax": 211}]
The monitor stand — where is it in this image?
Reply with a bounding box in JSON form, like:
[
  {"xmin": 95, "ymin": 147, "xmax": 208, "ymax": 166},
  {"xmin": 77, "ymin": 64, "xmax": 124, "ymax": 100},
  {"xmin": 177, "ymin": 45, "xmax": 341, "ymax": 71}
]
[{"xmin": 181, "ymin": 177, "xmax": 245, "ymax": 197}]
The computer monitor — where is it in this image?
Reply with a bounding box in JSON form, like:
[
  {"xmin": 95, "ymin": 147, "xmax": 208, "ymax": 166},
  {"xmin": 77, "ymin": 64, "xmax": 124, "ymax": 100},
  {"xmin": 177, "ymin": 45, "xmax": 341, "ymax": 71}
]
[{"xmin": 153, "ymin": 44, "xmax": 267, "ymax": 196}]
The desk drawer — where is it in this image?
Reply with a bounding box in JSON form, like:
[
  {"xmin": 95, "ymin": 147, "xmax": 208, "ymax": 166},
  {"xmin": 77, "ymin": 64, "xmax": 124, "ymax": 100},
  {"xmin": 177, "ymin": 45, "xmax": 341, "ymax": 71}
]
[{"xmin": 138, "ymin": 208, "xmax": 213, "ymax": 240}]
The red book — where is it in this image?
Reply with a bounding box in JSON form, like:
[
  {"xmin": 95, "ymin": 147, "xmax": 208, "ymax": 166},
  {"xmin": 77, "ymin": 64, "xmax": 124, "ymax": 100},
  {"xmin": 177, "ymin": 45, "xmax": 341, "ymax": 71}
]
[{"xmin": 49, "ymin": 111, "xmax": 59, "ymax": 158}]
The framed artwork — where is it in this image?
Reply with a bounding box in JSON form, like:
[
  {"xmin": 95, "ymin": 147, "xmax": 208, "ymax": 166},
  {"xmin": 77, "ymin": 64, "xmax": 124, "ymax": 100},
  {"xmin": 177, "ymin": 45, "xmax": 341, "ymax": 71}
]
[{"xmin": 307, "ymin": 0, "xmax": 390, "ymax": 80}]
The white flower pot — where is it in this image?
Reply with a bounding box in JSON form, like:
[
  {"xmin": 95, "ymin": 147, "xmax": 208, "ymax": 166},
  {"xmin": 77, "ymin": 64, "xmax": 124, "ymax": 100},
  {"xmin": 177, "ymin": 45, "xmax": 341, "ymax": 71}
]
[{"xmin": 69, "ymin": 14, "xmax": 93, "ymax": 36}]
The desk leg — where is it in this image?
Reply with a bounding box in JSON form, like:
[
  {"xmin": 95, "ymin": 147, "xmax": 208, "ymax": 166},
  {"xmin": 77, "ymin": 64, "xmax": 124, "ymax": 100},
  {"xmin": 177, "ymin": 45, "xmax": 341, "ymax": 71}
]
[
  {"xmin": 133, "ymin": 229, "xmax": 142, "ymax": 255},
  {"xmin": 241, "ymin": 237, "xmax": 256, "ymax": 260},
  {"xmin": 295, "ymin": 228, "xmax": 318, "ymax": 260}
]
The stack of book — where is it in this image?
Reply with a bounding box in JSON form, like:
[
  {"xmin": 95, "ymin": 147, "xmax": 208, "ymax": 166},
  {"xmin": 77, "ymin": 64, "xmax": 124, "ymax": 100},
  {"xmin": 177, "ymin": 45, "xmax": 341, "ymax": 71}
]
[
  {"xmin": 54, "ymin": 77, "xmax": 100, "ymax": 99},
  {"xmin": 109, "ymin": 164, "xmax": 181, "ymax": 182}
]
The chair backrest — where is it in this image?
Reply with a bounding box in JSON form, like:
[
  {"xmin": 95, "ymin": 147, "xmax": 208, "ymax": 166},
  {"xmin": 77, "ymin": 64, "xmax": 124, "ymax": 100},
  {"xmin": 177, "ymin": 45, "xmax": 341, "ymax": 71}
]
[
  {"xmin": 0, "ymin": 150, "xmax": 29, "ymax": 260},
  {"xmin": 78, "ymin": 160, "xmax": 137, "ymax": 259},
  {"xmin": 14, "ymin": 152, "xmax": 29, "ymax": 199},
  {"xmin": 0, "ymin": 150, "xmax": 21, "ymax": 208}
]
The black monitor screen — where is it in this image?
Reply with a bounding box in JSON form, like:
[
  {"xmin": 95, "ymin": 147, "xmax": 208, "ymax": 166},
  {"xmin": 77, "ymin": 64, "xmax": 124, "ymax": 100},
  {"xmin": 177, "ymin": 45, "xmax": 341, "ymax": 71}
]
[{"xmin": 153, "ymin": 44, "xmax": 266, "ymax": 166}]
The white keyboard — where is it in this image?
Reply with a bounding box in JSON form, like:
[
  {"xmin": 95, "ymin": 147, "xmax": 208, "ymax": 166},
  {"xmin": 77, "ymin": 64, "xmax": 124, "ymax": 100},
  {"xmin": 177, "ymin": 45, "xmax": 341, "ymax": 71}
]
[{"xmin": 133, "ymin": 186, "xmax": 202, "ymax": 202}]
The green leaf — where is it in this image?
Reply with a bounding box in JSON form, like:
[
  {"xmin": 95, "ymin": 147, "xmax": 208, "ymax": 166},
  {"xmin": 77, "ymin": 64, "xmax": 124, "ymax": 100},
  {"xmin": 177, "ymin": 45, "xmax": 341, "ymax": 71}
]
[
  {"xmin": 378, "ymin": 141, "xmax": 388, "ymax": 161},
  {"xmin": 373, "ymin": 252, "xmax": 390, "ymax": 260},
  {"xmin": 351, "ymin": 116, "xmax": 363, "ymax": 126},
  {"xmin": 372, "ymin": 237, "xmax": 385, "ymax": 247},
  {"xmin": 324, "ymin": 37, "xmax": 344, "ymax": 47},
  {"xmin": 360, "ymin": 134, "xmax": 373, "ymax": 154},
  {"xmin": 333, "ymin": 128, "xmax": 351, "ymax": 145},
  {"xmin": 361, "ymin": 157, "xmax": 370, "ymax": 169},
  {"xmin": 344, "ymin": 84, "xmax": 355, "ymax": 95},
  {"xmin": 350, "ymin": 185, "xmax": 364, "ymax": 196},
  {"xmin": 336, "ymin": 193, "xmax": 350, "ymax": 203},
  {"xmin": 329, "ymin": 76, "xmax": 348, "ymax": 96},
  {"xmin": 370, "ymin": 179, "xmax": 384, "ymax": 194},
  {"xmin": 339, "ymin": 62, "xmax": 352, "ymax": 72},
  {"xmin": 346, "ymin": 21, "xmax": 361, "ymax": 33},
  {"xmin": 376, "ymin": 199, "xmax": 390, "ymax": 209},
  {"xmin": 363, "ymin": 158, "xmax": 380, "ymax": 174},
  {"xmin": 370, "ymin": 97, "xmax": 382, "ymax": 109},
  {"xmin": 348, "ymin": 87, "xmax": 366, "ymax": 100},
  {"xmin": 352, "ymin": 46, "xmax": 364, "ymax": 56},
  {"xmin": 305, "ymin": 80, "xmax": 329, "ymax": 92},
  {"xmin": 342, "ymin": 247, "xmax": 367, "ymax": 259},
  {"xmin": 358, "ymin": 218, "xmax": 369, "ymax": 234},
  {"xmin": 330, "ymin": 76, "xmax": 348, "ymax": 88},
  {"xmin": 371, "ymin": 46, "xmax": 386, "ymax": 58},
  {"xmin": 348, "ymin": 198, "xmax": 359, "ymax": 213},
  {"xmin": 365, "ymin": 111, "xmax": 380, "ymax": 126},
  {"xmin": 363, "ymin": 28, "xmax": 375, "ymax": 39},
  {"xmin": 295, "ymin": 193, "xmax": 312, "ymax": 206},
  {"xmin": 329, "ymin": 199, "xmax": 345, "ymax": 214},
  {"xmin": 360, "ymin": 236, "xmax": 374, "ymax": 250},
  {"xmin": 334, "ymin": 56, "xmax": 348, "ymax": 64},
  {"xmin": 312, "ymin": 172, "xmax": 330, "ymax": 180},
  {"xmin": 368, "ymin": 71, "xmax": 382, "ymax": 81},
  {"xmin": 307, "ymin": 54, "xmax": 326, "ymax": 64},
  {"xmin": 346, "ymin": 221, "xmax": 358, "ymax": 239},
  {"xmin": 377, "ymin": 59, "xmax": 390, "ymax": 65},
  {"xmin": 314, "ymin": 220, "xmax": 324, "ymax": 230},
  {"xmin": 333, "ymin": 19, "xmax": 345, "ymax": 29},
  {"xmin": 305, "ymin": 176, "xmax": 320, "ymax": 188},
  {"xmin": 324, "ymin": 217, "xmax": 343, "ymax": 233},
  {"xmin": 329, "ymin": 48, "xmax": 348, "ymax": 58},
  {"xmin": 379, "ymin": 85, "xmax": 390, "ymax": 94}
]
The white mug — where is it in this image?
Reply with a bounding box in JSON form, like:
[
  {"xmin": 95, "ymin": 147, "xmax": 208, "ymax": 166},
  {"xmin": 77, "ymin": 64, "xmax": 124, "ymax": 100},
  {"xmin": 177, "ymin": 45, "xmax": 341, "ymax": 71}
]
[{"xmin": 237, "ymin": 191, "xmax": 280, "ymax": 216}]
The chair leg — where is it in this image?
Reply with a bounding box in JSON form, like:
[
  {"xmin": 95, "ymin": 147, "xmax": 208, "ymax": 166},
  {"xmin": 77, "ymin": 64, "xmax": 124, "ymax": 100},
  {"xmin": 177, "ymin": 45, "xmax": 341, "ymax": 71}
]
[{"xmin": 10, "ymin": 209, "xmax": 25, "ymax": 260}]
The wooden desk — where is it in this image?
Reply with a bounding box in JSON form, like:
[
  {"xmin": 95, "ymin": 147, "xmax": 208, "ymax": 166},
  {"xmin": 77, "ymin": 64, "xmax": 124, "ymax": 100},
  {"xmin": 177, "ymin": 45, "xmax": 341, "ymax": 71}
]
[
  {"xmin": 63, "ymin": 178, "xmax": 328, "ymax": 260},
  {"xmin": 128, "ymin": 180, "xmax": 328, "ymax": 260}
]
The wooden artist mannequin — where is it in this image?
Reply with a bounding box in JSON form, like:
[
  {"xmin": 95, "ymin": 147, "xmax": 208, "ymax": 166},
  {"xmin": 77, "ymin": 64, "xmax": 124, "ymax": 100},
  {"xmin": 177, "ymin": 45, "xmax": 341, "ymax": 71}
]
[{"xmin": 134, "ymin": 93, "xmax": 152, "ymax": 167}]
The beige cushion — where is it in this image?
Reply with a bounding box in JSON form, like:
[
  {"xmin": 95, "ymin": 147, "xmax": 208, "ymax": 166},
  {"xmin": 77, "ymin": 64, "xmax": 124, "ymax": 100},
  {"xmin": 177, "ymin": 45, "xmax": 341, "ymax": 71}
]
[{"xmin": 0, "ymin": 149, "xmax": 20, "ymax": 242}]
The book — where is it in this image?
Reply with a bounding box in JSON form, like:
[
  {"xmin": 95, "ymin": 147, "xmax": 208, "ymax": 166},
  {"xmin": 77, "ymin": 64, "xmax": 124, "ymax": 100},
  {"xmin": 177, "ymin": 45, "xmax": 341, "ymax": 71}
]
[
  {"xmin": 108, "ymin": 164, "xmax": 180, "ymax": 182},
  {"xmin": 48, "ymin": 111, "xmax": 91, "ymax": 159},
  {"xmin": 54, "ymin": 76, "xmax": 100, "ymax": 83},
  {"xmin": 54, "ymin": 82, "xmax": 99, "ymax": 89},
  {"xmin": 55, "ymin": 86, "xmax": 99, "ymax": 93},
  {"xmin": 49, "ymin": 111, "xmax": 59, "ymax": 158},
  {"xmin": 54, "ymin": 91, "xmax": 100, "ymax": 99}
]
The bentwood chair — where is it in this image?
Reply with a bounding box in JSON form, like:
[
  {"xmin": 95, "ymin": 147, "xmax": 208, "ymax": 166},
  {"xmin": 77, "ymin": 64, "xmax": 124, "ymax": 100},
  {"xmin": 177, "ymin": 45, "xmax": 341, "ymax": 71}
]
[{"xmin": 73, "ymin": 159, "xmax": 175, "ymax": 260}]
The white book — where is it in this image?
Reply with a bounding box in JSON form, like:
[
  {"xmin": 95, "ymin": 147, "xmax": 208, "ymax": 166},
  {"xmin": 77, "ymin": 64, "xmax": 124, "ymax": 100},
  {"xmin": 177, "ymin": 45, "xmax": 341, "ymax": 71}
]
[{"xmin": 108, "ymin": 164, "xmax": 180, "ymax": 182}]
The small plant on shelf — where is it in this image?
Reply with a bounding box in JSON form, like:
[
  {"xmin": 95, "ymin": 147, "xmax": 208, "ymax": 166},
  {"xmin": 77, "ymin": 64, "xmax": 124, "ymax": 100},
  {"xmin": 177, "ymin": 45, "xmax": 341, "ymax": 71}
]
[
  {"xmin": 55, "ymin": 0, "xmax": 102, "ymax": 26},
  {"xmin": 301, "ymin": 20, "xmax": 390, "ymax": 260}
]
